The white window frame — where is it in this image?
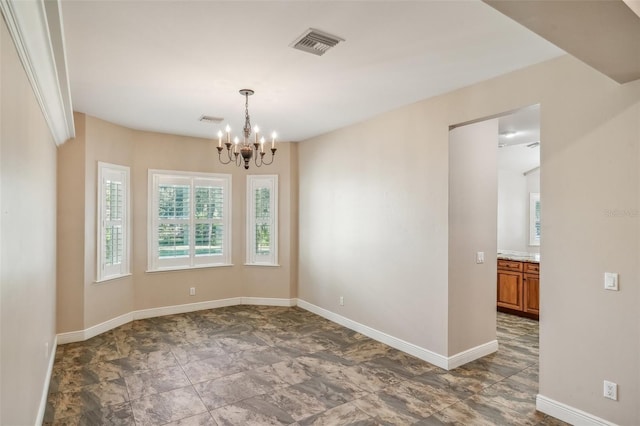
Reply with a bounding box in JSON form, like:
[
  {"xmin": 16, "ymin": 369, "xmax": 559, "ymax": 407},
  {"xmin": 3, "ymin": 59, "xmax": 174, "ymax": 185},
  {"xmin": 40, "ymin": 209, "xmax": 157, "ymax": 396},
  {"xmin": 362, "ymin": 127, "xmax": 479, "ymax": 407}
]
[
  {"xmin": 148, "ymin": 169, "xmax": 232, "ymax": 272},
  {"xmin": 97, "ymin": 162, "xmax": 131, "ymax": 282},
  {"xmin": 529, "ymin": 192, "xmax": 541, "ymax": 246},
  {"xmin": 246, "ymin": 174, "xmax": 278, "ymax": 266}
]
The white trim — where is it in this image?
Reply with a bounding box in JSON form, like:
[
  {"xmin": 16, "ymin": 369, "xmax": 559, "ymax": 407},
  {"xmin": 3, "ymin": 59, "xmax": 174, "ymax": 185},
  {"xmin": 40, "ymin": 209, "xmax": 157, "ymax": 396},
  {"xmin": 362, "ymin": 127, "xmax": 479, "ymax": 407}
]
[
  {"xmin": 296, "ymin": 299, "xmax": 450, "ymax": 369},
  {"xmin": 246, "ymin": 174, "xmax": 279, "ymax": 266},
  {"xmin": 97, "ymin": 162, "xmax": 131, "ymax": 282},
  {"xmin": 57, "ymin": 311, "xmax": 133, "ymax": 344},
  {"xmin": 242, "ymin": 297, "xmax": 296, "ymax": 307},
  {"xmin": 529, "ymin": 192, "xmax": 541, "ymax": 246},
  {"xmin": 95, "ymin": 272, "xmax": 133, "ymax": 284},
  {"xmin": 145, "ymin": 264, "xmax": 234, "ymax": 273},
  {"xmin": 243, "ymin": 263, "xmax": 281, "ymax": 267},
  {"xmin": 0, "ymin": 0, "xmax": 74, "ymax": 145},
  {"xmin": 56, "ymin": 329, "xmax": 86, "ymax": 345},
  {"xmin": 536, "ymin": 394, "xmax": 617, "ymax": 426},
  {"xmin": 35, "ymin": 335, "xmax": 57, "ymax": 426},
  {"xmin": 447, "ymin": 340, "xmax": 498, "ymax": 369},
  {"xmin": 147, "ymin": 169, "xmax": 232, "ymax": 271},
  {"xmin": 56, "ymin": 297, "xmax": 296, "ymax": 344},
  {"xmin": 133, "ymin": 298, "xmax": 242, "ymax": 320}
]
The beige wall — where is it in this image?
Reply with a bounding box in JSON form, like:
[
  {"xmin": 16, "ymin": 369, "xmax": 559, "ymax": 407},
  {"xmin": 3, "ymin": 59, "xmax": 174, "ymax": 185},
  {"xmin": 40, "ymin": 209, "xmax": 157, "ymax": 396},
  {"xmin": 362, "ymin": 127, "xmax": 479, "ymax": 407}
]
[
  {"xmin": 57, "ymin": 114, "xmax": 85, "ymax": 332},
  {"xmin": 298, "ymin": 55, "xmax": 640, "ymax": 424},
  {"xmin": 0, "ymin": 19, "xmax": 58, "ymax": 425},
  {"xmin": 448, "ymin": 119, "xmax": 498, "ymax": 355},
  {"xmin": 298, "ymin": 107, "xmax": 451, "ymax": 355},
  {"xmin": 57, "ymin": 115, "xmax": 298, "ymax": 331},
  {"xmin": 84, "ymin": 116, "xmax": 135, "ymax": 326}
]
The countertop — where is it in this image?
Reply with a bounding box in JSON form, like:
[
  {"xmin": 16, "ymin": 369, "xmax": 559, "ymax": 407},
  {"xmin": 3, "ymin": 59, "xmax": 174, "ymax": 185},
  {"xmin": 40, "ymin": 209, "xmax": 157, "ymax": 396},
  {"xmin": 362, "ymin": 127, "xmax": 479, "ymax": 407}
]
[{"xmin": 497, "ymin": 251, "xmax": 540, "ymax": 264}]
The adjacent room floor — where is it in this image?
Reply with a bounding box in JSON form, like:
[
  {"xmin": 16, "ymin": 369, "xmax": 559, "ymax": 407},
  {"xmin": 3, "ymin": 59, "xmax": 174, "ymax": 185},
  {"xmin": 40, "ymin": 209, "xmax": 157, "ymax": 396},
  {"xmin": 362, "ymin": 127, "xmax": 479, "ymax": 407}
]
[{"xmin": 44, "ymin": 306, "xmax": 567, "ymax": 425}]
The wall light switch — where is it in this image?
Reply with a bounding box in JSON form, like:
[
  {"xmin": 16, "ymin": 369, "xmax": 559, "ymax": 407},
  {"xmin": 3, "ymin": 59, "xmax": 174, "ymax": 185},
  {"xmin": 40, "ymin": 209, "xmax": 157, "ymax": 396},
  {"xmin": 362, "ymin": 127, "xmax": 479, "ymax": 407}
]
[
  {"xmin": 476, "ymin": 252, "xmax": 485, "ymax": 264},
  {"xmin": 604, "ymin": 272, "xmax": 619, "ymax": 291}
]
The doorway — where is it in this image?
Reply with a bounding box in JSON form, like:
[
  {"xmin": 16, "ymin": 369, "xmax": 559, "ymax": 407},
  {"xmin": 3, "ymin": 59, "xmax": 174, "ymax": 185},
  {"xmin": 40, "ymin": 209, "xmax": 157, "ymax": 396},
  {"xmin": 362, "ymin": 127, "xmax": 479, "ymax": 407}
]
[{"xmin": 447, "ymin": 103, "xmax": 541, "ymax": 367}]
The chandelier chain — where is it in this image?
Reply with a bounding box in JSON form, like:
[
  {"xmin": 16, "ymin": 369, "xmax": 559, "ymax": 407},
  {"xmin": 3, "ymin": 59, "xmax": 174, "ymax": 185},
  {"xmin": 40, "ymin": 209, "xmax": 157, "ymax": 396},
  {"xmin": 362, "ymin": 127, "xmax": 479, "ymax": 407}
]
[{"xmin": 243, "ymin": 92, "xmax": 252, "ymax": 140}]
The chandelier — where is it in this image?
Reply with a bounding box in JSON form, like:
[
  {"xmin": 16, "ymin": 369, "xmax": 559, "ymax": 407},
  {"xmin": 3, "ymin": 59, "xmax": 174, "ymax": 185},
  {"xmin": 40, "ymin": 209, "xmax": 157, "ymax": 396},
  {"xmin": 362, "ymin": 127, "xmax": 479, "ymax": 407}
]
[{"xmin": 216, "ymin": 89, "xmax": 277, "ymax": 170}]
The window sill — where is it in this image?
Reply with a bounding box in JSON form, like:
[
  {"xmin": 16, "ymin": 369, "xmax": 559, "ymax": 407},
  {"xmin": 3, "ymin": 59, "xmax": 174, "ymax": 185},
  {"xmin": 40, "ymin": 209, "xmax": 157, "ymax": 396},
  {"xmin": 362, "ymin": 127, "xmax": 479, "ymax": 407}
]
[
  {"xmin": 146, "ymin": 264, "xmax": 234, "ymax": 273},
  {"xmin": 244, "ymin": 263, "xmax": 280, "ymax": 267},
  {"xmin": 95, "ymin": 273, "xmax": 132, "ymax": 284}
]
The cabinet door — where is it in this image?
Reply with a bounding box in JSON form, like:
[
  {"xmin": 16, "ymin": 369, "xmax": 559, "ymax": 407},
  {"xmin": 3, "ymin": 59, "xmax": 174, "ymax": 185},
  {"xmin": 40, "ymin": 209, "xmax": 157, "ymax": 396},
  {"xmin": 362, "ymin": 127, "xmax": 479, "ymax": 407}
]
[
  {"xmin": 524, "ymin": 273, "xmax": 540, "ymax": 315},
  {"xmin": 497, "ymin": 270, "xmax": 523, "ymax": 311}
]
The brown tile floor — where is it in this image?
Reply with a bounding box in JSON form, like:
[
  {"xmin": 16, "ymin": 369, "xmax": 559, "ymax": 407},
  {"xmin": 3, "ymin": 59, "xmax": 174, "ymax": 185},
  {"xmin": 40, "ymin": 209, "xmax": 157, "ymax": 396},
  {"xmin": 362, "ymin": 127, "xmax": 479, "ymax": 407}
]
[{"xmin": 44, "ymin": 306, "xmax": 567, "ymax": 425}]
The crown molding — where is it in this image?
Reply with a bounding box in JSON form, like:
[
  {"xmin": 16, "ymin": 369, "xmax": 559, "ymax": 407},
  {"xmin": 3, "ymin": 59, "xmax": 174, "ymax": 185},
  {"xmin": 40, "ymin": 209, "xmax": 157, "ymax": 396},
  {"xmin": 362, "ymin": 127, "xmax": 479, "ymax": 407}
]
[{"xmin": 0, "ymin": 0, "xmax": 74, "ymax": 145}]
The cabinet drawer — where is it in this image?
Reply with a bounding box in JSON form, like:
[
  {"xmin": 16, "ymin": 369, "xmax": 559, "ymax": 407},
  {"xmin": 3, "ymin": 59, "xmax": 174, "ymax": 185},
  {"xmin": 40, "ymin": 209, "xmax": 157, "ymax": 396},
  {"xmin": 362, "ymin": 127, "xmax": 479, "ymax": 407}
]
[
  {"xmin": 498, "ymin": 260, "xmax": 523, "ymax": 272},
  {"xmin": 524, "ymin": 262, "xmax": 539, "ymax": 274}
]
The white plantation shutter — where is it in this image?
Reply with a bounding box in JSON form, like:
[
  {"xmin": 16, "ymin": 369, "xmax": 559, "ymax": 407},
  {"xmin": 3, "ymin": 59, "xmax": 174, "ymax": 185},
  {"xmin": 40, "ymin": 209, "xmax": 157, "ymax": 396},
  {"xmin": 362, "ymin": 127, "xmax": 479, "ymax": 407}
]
[
  {"xmin": 97, "ymin": 162, "xmax": 130, "ymax": 281},
  {"xmin": 246, "ymin": 175, "xmax": 278, "ymax": 265},
  {"xmin": 149, "ymin": 170, "xmax": 231, "ymax": 271}
]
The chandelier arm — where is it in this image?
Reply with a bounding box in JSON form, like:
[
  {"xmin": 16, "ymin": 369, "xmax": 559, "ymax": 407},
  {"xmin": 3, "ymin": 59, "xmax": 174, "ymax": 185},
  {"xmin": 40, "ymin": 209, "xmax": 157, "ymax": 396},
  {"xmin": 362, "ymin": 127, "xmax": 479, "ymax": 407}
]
[
  {"xmin": 217, "ymin": 146, "xmax": 234, "ymax": 165},
  {"xmin": 259, "ymin": 148, "xmax": 277, "ymax": 166}
]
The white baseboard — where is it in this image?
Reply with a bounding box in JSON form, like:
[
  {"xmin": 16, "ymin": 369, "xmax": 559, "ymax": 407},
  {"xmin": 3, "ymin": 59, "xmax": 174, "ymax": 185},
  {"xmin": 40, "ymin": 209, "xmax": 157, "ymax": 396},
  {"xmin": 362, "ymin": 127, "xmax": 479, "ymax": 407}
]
[
  {"xmin": 447, "ymin": 339, "xmax": 498, "ymax": 370},
  {"xmin": 296, "ymin": 299, "xmax": 450, "ymax": 369},
  {"xmin": 36, "ymin": 335, "xmax": 57, "ymax": 426},
  {"xmin": 57, "ymin": 297, "xmax": 296, "ymax": 344},
  {"xmin": 57, "ymin": 312, "xmax": 133, "ymax": 344},
  {"xmin": 56, "ymin": 329, "xmax": 86, "ymax": 345},
  {"xmin": 242, "ymin": 297, "xmax": 296, "ymax": 307},
  {"xmin": 536, "ymin": 394, "xmax": 617, "ymax": 426},
  {"xmin": 133, "ymin": 297, "xmax": 242, "ymax": 320}
]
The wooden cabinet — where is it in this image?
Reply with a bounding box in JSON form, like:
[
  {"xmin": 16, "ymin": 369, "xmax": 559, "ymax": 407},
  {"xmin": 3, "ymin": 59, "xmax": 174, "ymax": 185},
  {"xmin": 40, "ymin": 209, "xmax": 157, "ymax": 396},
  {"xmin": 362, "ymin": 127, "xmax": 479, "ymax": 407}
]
[
  {"xmin": 523, "ymin": 273, "xmax": 539, "ymax": 315},
  {"xmin": 497, "ymin": 259, "xmax": 539, "ymax": 320},
  {"xmin": 497, "ymin": 270, "xmax": 523, "ymax": 311}
]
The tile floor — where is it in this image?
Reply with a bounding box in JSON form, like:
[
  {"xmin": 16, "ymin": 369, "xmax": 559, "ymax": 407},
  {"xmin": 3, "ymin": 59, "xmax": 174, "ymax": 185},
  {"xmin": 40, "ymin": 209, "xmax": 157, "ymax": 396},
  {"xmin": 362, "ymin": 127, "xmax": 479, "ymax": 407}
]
[{"xmin": 44, "ymin": 306, "xmax": 567, "ymax": 425}]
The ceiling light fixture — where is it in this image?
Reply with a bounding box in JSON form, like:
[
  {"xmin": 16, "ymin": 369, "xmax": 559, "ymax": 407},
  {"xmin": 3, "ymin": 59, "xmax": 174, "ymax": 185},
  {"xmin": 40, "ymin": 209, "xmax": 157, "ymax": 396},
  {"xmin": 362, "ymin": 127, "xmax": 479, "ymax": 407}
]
[
  {"xmin": 216, "ymin": 89, "xmax": 277, "ymax": 170},
  {"xmin": 500, "ymin": 130, "xmax": 518, "ymax": 138}
]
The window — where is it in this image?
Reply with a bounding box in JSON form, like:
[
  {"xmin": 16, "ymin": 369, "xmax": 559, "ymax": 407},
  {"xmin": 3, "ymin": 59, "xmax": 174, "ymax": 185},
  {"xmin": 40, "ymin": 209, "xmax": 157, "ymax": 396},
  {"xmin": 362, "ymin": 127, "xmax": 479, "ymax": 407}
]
[
  {"xmin": 148, "ymin": 170, "xmax": 231, "ymax": 271},
  {"xmin": 97, "ymin": 162, "xmax": 130, "ymax": 281},
  {"xmin": 246, "ymin": 175, "xmax": 278, "ymax": 265},
  {"xmin": 529, "ymin": 192, "xmax": 541, "ymax": 246}
]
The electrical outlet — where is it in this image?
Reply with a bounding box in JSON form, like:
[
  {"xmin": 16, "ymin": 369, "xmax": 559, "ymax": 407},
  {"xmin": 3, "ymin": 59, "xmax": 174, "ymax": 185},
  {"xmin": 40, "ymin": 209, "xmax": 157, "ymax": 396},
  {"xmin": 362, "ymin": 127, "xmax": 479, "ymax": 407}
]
[
  {"xmin": 604, "ymin": 380, "xmax": 618, "ymax": 400},
  {"xmin": 189, "ymin": 287, "xmax": 196, "ymax": 296},
  {"xmin": 339, "ymin": 296, "xmax": 344, "ymax": 306}
]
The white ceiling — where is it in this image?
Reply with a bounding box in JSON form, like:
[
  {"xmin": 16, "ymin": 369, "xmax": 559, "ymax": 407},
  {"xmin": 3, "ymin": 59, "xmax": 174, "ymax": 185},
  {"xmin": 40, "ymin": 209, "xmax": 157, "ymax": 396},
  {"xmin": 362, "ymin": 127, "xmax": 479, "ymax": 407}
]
[
  {"xmin": 498, "ymin": 105, "xmax": 540, "ymax": 174},
  {"xmin": 60, "ymin": 1, "xmax": 564, "ymax": 142}
]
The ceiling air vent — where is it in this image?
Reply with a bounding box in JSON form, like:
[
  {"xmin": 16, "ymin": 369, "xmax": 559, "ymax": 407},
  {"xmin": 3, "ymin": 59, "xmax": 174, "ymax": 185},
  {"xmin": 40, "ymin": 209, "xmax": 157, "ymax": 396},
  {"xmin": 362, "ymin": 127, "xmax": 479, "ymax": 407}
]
[
  {"xmin": 199, "ymin": 115, "xmax": 224, "ymax": 124},
  {"xmin": 291, "ymin": 28, "xmax": 344, "ymax": 56}
]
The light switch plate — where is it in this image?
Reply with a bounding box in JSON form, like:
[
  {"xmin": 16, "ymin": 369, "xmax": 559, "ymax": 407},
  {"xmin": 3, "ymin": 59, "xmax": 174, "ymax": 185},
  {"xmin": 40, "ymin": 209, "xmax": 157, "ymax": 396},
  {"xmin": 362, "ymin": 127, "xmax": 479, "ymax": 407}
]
[
  {"xmin": 604, "ymin": 272, "xmax": 619, "ymax": 291},
  {"xmin": 476, "ymin": 252, "xmax": 485, "ymax": 264}
]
